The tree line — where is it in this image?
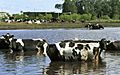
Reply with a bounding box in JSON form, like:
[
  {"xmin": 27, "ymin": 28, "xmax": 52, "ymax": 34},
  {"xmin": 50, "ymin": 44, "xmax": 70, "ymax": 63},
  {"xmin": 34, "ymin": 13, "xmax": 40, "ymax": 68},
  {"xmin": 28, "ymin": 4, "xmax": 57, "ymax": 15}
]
[
  {"xmin": 2, "ymin": 0, "xmax": 120, "ymax": 23},
  {"xmin": 55, "ymin": 0, "xmax": 120, "ymax": 20}
]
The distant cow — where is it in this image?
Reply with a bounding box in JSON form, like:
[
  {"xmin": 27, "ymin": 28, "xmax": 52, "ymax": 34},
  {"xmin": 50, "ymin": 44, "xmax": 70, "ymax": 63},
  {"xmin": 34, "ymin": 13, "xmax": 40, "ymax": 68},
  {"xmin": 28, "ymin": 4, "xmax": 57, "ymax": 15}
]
[
  {"xmin": 0, "ymin": 33, "xmax": 14, "ymax": 49},
  {"xmin": 85, "ymin": 23, "xmax": 104, "ymax": 29},
  {"xmin": 46, "ymin": 38, "xmax": 107, "ymax": 62},
  {"xmin": 9, "ymin": 38, "xmax": 48, "ymax": 55}
]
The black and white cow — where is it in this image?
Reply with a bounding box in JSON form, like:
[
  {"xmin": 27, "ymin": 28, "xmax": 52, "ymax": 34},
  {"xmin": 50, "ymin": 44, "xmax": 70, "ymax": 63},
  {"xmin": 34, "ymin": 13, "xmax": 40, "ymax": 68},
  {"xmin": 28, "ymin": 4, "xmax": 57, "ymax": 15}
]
[
  {"xmin": 9, "ymin": 38, "xmax": 48, "ymax": 55},
  {"xmin": 46, "ymin": 38, "xmax": 107, "ymax": 62},
  {"xmin": 85, "ymin": 23, "xmax": 104, "ymax": 30},
  {"xmin": 0, "ymin": 33, "xmax": 14, "ymax": 49},
  {"xmin": 107, "ymin": 41, "xmax": 120, "ymax": 51}
]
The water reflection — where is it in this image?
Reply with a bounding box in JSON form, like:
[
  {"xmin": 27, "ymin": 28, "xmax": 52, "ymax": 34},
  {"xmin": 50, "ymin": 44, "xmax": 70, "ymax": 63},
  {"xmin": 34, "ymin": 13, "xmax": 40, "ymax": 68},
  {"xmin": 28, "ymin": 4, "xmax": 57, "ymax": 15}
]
[
  {"xmin": 105, "ymin": 51, "xmax": 120, "ymax": 75},
  {"xmin": 4, "ymin": 52, "xmax": 24, "ymax": 62},
  {"xmin": 0, "ymin": 50, "xmax": 50, "ymax": 75},
  {"xmin": 0, "ymin": 49, "xmax": 120, "ymax": 75},
  {"xmin": 44, "ymin": 61, "xmax": 106, "ymax": 75}
]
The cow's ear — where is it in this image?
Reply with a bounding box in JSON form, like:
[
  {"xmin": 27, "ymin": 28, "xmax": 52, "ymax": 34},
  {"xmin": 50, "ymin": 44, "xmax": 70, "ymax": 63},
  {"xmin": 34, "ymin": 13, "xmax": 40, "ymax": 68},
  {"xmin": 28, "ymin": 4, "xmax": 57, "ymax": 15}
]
[{"xmin": 86, "ymin": 44, "xmax": 90, "ymax": 49}]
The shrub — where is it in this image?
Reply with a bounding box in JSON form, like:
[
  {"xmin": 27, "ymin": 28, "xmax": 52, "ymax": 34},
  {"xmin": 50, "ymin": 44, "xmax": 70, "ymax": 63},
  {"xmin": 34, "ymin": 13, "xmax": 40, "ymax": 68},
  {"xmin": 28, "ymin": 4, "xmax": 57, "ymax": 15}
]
[
  {"xmin": 70, "ymin": 13, "xmax": 80, "ymax": 21},
  {"xmin": 91, "ymin": 15, "xmax": 97, "ymax": 20},
  {"xmin": 80, "ymin": 13, "xmax": 92, "ymax": 21},
  {"xmin": 59, "ymin": 14, "xmax": 71, "ymax": 21},
  {"xmin": 44, "ymin": 14, "xmax": 53, "ymax": 20},
  {"xmin": 37, "ymin": 14, "xmax": 44, "ymax": 20},
  {"xmin": 100, "ymin": 15, "xmax": 110, "ymax": 20},
  {"xmin": 112, "ymin": 14, "xmax": 119, "ymax": 20}
]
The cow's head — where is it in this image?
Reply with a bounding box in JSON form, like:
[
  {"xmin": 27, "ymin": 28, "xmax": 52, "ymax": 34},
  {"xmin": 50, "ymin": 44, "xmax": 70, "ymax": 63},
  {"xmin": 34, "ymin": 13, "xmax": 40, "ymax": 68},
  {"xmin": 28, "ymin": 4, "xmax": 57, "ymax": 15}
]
[
  {"xmin": 2, "ymin": 33, "xmax": 14, "ymax": 44},
  {"xmin": 99, "ymin": 38, "xmax": 108, "ymax": 50},
  {"xmin": 99, "ymin": 38, "xmax": 108, "ymax": 58},
  {"xmin": 36, "ymin": 39, "xmax": 48, "ymax": 55},
  {"xmin": 46, "ymin": 44, "xmax": 62, "ymax": 61}
]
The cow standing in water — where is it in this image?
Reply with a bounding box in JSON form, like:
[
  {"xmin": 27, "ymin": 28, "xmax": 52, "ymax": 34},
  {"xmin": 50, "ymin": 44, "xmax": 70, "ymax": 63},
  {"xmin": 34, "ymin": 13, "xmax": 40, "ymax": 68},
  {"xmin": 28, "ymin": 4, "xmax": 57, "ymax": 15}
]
[
  {"xmin": 9, "ymin": 38, "xmax": 48, "ymax": 55},
  {"xmin": 0, "ymin": 33, "xmax": 14, "ymax": 49},
  {"xmin": 85, "ymin": 23, "xmax": 104, "ymax": 29},
  {"xmin": 46, "ymin": 38, "xmax": 107, "ymax": 62},
  {"xmin": 107, "ymin": 41, "xmax": 120, "ymax": 51}
]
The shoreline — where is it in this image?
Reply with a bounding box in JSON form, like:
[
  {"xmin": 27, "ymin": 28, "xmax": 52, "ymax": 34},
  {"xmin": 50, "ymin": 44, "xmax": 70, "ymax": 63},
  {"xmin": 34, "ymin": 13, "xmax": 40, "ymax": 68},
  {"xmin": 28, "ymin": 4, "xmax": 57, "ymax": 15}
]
[{"xmin": 0, "ymin": 22, "xmax": 120, "ymax": 30}]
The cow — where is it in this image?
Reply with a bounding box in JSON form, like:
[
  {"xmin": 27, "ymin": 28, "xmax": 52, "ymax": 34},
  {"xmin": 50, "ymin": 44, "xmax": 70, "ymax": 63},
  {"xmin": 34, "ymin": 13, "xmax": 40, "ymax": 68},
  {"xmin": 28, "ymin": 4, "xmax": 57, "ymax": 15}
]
[
  {"xmin": 0, "ymin": 33, "xmax": 14, "ymax": 49},
  {"xmin": 46, "ymin": 38, "xmax": 107, "ymax": 62},
  {"xmin": 9, "ymin": 38, "xmax": 48, "ymax": 55},
  {"xmin": 107, "ymin": 41, "xmax": 120, "ymax": 51},
  {"xmin": 85, "ymin": 23, "xmax": 104, "ymax": 30}
]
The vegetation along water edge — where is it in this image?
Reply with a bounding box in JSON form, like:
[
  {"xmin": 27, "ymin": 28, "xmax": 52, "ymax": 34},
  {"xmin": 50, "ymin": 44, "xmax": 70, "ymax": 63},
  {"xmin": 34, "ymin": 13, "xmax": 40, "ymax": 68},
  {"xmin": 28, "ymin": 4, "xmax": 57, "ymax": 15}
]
[{"xmin": 0, "ymin": 22, "xmax": 120, "ymax": 30}]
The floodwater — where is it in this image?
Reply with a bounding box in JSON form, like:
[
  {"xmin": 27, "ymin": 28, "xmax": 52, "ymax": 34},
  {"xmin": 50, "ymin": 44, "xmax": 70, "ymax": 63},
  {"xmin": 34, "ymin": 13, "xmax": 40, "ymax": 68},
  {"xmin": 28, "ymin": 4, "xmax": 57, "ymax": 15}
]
[{"xmin": 0, "ymin": 27, "xmax": 120, "ymax": 75}]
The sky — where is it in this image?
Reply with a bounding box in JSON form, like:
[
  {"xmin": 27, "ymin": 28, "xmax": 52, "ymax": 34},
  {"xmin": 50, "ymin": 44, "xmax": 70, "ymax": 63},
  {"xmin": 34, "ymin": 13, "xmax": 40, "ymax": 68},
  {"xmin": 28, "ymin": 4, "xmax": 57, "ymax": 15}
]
[{"xmin": 0, "ymin": 0, "xmax": 64, "ymax": 14}]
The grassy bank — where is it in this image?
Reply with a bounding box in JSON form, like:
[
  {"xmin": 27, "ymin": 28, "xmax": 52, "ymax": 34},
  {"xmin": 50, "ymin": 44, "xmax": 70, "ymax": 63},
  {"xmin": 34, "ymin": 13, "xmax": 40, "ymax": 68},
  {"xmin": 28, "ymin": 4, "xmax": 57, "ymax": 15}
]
[
  {"xmin": 0, "ymin": 22, "xmax": 84, "ymax": 30},
  {"xmin": 0, "ymin": 22, "xmax": 120, "ymax": 30}
]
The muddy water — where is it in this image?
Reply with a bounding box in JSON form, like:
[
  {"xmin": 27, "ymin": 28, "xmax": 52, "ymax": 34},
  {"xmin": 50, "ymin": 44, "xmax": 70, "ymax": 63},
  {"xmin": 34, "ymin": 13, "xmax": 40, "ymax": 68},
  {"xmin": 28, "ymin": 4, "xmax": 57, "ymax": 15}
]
[{"xmin": 0, "ymin": 27, "xmax": 120, "ymax": 75}]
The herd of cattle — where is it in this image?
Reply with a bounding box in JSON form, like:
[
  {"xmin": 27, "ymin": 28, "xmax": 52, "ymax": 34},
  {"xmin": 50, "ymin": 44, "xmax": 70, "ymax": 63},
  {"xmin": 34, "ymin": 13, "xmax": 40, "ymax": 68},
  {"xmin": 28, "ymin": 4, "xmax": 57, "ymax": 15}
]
[{"xmin": 0, "ymin": 33, "xmax": 120, "ymax": 62}]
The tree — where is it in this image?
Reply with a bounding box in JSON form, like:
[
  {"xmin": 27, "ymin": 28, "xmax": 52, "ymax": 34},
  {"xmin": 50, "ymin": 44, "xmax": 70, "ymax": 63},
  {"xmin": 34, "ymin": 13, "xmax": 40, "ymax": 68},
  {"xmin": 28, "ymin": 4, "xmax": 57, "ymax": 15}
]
[
  {"xmin": 62, "ymin": 0, "xmax": 77, "ymax": 13},
  {"xmin": 38, "ymin": 14, "xmax": 44, "ymax": 20},
  {"xmin": 101, "ymin": 0, "xmax": 111, "ymax": 16},
  {"xmin": 110, "ymin": 0, "xmax": 120, "ymax": 18},
  {"xmin": 76, "ymin": 0, "xmax": 95, "ymax": 14},
  {"xmin": 75, "ymin": 0, "xmax": 83, "ymax": 14},
  {"xmin": 13, "ymin": 14, "xmax": 28, "ymax": 20},
  {"xmin": 44, "ymin": 14, "xmax": 53, "ymax": 21},
  {"xmin": 55, "ymin": 4, "xmax": 63, "ymax": 10},
  {"xmin": 55, "ymin": 0, "xmax": 120, "ymax": 20}
]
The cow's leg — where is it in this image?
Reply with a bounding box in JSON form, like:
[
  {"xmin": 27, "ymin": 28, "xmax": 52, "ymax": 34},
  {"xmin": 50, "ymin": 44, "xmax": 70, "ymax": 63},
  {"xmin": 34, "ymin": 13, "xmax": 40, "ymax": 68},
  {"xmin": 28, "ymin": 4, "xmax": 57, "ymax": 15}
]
[
  {"xmin": 93, "ymin": 47, "xmax": 99, "ymax": 62},
  {"xmin": 37, "ymin": 48, "xmax": 40, "ymax": 55}
]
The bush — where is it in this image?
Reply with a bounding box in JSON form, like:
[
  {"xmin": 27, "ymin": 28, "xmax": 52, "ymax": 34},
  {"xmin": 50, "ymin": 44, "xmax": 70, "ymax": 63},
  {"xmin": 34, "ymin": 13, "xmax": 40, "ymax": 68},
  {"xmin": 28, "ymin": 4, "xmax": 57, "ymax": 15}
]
[
  {"xmin": 91, "ymin": 15, "xmax": 97, "ymax": 20},
  {"xmin": 112, "ymin": 14, "xmax": 119, "ymax": 20},
  {"xmin": 100, "ymin": 15, "xmax": 110, "ymax": 20},
  {"xmin": 13, "ymin": 14, "xmax": 28, "ymax": 21},
  {"xmin": 44, "ymin": 14, "xmax": 53, "ymax": 20},
  {"xmin": 70, "ymin": 13, "xmax": 80, "ymax": 21},
  {"xmin": 80, "ymin": 13, "xmax": 92, "ymax": 21},
  {"xmin": 59, "ymin": 14, "xmax": 71, "ymax": 21},
  {"xmin": 37, "ymin": 14, "xmax": 44, "ymax": 20}
]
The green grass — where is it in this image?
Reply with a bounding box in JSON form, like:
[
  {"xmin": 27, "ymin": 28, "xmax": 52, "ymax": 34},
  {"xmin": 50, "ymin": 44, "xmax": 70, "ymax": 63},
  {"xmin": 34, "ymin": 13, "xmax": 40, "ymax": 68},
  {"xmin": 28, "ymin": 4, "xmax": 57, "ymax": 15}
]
[
  {"xmin": 0, "ymin": 22, "xmax": 120, "ymax": 30},
  {"xmin": 0, "ymin": 22, "xmax": 84, "ymax": 30}
]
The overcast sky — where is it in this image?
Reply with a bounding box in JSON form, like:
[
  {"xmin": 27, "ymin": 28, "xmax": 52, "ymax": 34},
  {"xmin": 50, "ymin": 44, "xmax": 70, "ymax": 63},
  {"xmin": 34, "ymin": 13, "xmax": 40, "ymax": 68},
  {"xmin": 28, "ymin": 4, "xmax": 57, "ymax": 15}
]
[{"xmin": 0, "ymin": 0, "xmax": 64, "ymax": 14}]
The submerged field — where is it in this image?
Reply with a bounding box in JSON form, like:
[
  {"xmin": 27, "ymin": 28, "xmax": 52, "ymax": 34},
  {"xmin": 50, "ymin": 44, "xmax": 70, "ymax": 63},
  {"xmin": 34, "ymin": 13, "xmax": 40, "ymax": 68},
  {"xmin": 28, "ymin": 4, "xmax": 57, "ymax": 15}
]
[{"xmin": 0, "ymin": 22, "xmax": 120, "ymax": 29}]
